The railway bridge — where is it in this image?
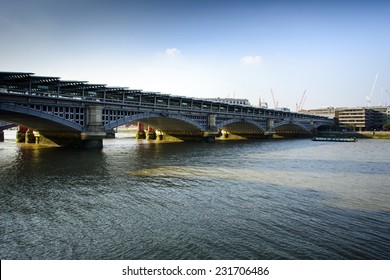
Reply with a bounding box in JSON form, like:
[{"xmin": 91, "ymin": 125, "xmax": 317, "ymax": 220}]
[{"xmin": 0, "ymin": 72, "xmax": 332, "ymax": 148}]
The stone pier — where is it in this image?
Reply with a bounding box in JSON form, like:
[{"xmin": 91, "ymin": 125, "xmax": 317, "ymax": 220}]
[{"xmin": 203, "ymin": 114, "xmax": 219, "ymax": 142}]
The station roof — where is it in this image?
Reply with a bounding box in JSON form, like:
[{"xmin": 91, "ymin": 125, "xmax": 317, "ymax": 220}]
[
  {"xmin": 0, "ymin": 71, "xmax": 150, "ymax": 96},
  {"xmin": 0, "ymin": 72, "xmax": 34, "ymax": 81}
]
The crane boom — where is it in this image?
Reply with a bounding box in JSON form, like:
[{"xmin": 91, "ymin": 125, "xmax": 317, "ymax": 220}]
[
  {"xmin": 270, "ymin": 89, "xmax": 278, "ymax": 108},
  {"xmin": 366, "ymin": 73, "xmax": 378, "ymax": 105},
  {"xmin": 296, "ymin": 90, "xmax": 307, "ymax": 111}
]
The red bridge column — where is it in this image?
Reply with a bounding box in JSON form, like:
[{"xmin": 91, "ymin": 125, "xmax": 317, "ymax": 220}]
[
  {"xmin": 146, "ymin": 126, "xmax": 156, "ymax": 140},
  {"xmin": 16, "ymin": 126, "xmax": 28, "ymax": 143},
  {"xmin": 25, "ymin": 128, "xmax": 36, "ymax": 143},
  {"xmin": 135, "ymin": 122, "xmax": 146, "ymax": 139}
]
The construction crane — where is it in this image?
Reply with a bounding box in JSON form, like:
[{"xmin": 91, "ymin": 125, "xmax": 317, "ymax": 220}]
[
  {"xmin": 366, "ymin": 73, "xmax": 378, "ymax": 106},
  {"xmin": 296, "ymin": 90, "xmax": 307, "ymax": 112},
  {"xmin": 270, "ymin": 89, "xmax": 279, "ymax": 108}
]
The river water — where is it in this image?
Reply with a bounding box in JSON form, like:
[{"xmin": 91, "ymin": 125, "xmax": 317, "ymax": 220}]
[{"xmin": 0, "ymin": 131, "xmax": 389, "ymax": 259}]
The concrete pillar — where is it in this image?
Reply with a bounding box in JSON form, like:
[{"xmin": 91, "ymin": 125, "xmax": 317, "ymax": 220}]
[
  {"xmin": 208, "ymin": 114, "xmax": 217, "ymax": 130},
  {"xmin": 203, "ymin": 114, "xmax": 218, "ymax": 141},
  {"xmin": 86, "ymin": 105, "xmax": 103, "ymax": 128},
  {"xmin": 263, "ymin": 119, "xmax": 275, "ymax": 137},
  {"xmin": 136, "ymin": 122, "xmax": 146, "ymax": 139},
  {"xmin": 309, "ymin": 121, "xmax": 318, "ymax": 135},
  {"xmin": 80, "ymin": 105, "xmax": 106, "ymax": 148},
  {"xmin": 266, "ymin": 119, "xmax": 275, "ymax": 130}
]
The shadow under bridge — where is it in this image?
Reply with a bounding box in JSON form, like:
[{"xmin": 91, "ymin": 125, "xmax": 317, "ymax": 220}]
[
  {"xmin": 104, "ymin": 112, "xmax": 209, "ymax": 139},
  {"xmin": 217, "ymin": 119, "xmax": 269, "ymax": 139}
]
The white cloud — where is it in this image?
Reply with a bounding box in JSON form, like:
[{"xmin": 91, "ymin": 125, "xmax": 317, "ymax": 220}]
[
  {"xmin": 241, "ymin": 55, "xmax": 262, "ymax": 65},
  {"xmin": 165, "ymin": 48, "xmax": 181, "ymax": 56}
]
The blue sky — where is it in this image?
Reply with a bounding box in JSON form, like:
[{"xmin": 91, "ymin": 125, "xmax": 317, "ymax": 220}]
[{"xmin": 1, "ymin": 0, "xmax": 390, "ymax": 109}]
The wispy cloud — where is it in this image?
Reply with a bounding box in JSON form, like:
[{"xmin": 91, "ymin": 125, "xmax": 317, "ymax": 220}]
[
  {"xmin": 241, "ymin": 55, "xmax": 262, "ymax": 65},
  {"xmin": 165, "ymin": 48, "xmax": 181, "ymax": 56}
]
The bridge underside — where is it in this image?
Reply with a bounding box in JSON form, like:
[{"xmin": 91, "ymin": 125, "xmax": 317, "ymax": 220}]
[
  {"xmin": 0, "ymin": 109, "xmax": 102, "ymax": 147},
  {"xmin": 137, "ymin": 117, "xmax": 204, "ymax": 138},
  {"xmin": 274, "ymin": 124, "xmax": 312, "ymax": 137},
  {"xmin": 220, "ymin": 121, "xmax": 266, "ymax": 138},
  {"xmin": 0, "ymin": 109, "xmax": 79, "ymax": 132}
]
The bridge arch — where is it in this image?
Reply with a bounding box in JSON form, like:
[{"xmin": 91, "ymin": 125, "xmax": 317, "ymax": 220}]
[
  {"xmin": 104, "ymin": 112, "xmax": 207, "ymax": 135},
  {"xmin": 218, "ymin": 119, "xmax": 267, "ymax": 135},
  {"xmin": 274, "ymin": 120, "xmax": 312, "ymax": 136},
  {"xmin": 0, "ymin": 103, "xmax": 83, "ymax": 131}
]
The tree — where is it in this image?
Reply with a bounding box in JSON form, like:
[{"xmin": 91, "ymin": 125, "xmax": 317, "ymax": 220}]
[{"xmin": 383, "ymin": 120, "xmax": 390, "ymax": 131}]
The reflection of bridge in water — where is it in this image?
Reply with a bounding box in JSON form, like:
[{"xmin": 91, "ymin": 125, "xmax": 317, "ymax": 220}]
[{"xmin": 0, "ymin": 71, "xmax": 332, "ymax": 148}]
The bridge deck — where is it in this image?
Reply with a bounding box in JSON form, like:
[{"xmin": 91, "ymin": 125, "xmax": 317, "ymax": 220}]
[{"xmin": 1, "ymin": 71, "xmax": 329, "ymax": 123}]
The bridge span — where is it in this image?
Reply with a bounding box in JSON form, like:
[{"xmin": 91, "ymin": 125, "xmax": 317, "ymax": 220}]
[{"xmin": 0, "ymin": 71, "xmax": 332, "ymax": 148}]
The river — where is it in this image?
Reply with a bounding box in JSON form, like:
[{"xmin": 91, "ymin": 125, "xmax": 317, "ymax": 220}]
[{"xmin": 0, "ymin": 130, "xmax": 389, "ymax": 259}]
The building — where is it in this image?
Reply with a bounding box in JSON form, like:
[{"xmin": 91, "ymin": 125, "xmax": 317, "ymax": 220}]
[
  {"xmin": 370, "ymin": 106, "xmax": 390, "ymax": 120},
  {"xmin": 300, "ymin": 106, "xmax": 390, "ymax": 131},
  {"xmin": 336, "ymin": 108, "xmax": 385, "ymax": 131},
  {"xmin": 299, "ymin": 107, "xmax": 337, "ymax": 119}
]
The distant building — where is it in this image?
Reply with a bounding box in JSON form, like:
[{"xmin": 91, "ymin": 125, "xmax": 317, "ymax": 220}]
[
  {"xmin": 336, "ymin": 108, "xmax": 385, "ymax": 131},
  {"xmin": 299, "ymin": 107, "xmax": 337, "ymax": 119},
  {"xmin": 207, "ymin": 97, "xmax": 251, "ymax": 106},
  {"xmin": 300, "ymin": 106, "xmax": 390, "ymax": 131},
  {"xmin": 370, "ymin": 106, "xmax": 390, "ymax": 120}
]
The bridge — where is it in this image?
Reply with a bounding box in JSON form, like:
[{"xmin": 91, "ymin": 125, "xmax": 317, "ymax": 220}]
[{"xmin": 0, "ymin": 71, "xmax": 332, "ymax": 148}]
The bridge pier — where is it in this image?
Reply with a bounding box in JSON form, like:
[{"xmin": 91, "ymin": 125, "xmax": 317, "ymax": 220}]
[
  {"xmin": 36, "ymin": 105, "xmax": 106, "ymax": 148},
  {"xmin": 16, "ymin": 126, "xmax": 28, "ymax": 143},
  {"xmin": 203, "ymin": 114, "xmax": 219, "ymax": 142},
  {"xmin": 265, "ymin": 119, "xmax": 276, "ymax": 137},
  {"xmin": 25, "ymin": 128, "xmax": 36, "ymax": 144},
  {"xmin": 79, "ymin": 105, "xmax": 105, "ymax": 148},
  {"xmin": 146, "ymin": 126, "xmax": 157, "ymax": 140},
  {"xmin": 136, "ymin": 122, "xmax": 146, "ymax": 139}
]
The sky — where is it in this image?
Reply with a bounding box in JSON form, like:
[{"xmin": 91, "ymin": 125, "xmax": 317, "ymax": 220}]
[{"xmin": 1, "ymin": 0, "xmax": 390, "ymax": 110}]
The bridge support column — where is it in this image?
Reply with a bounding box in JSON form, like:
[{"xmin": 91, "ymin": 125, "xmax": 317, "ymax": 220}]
[
  {"xmin": 146, "ymin": 126, "xmax": 156, "ymax": 140},
  {"xmin": 203, "ymin": 114, "xmax": 219, "ymax": 142},
  {"xmin": 80, "ymin": 105, "xmax": 106, "ymax": 149},
  {"xmin": 136, "ymin": 122, "xmax": 146, "ymax": 139},
  {"xmin": 16, "ymin": 126, "xmax": 28, "ymax": 143},
  {"xmin": 265, "ymin": 119, "xmax": 276, "ymax": 137},
  {"xmin": 25, "ymin": 128, "xmax": 36, "ymax": 144},
  {"xmin": 309, "ymin": 121, "xmax": 318, "ymax": 135},
  {"xmin": 0, "ymin": 130, "xmax": 4, "ymax": 142}
]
